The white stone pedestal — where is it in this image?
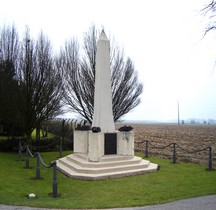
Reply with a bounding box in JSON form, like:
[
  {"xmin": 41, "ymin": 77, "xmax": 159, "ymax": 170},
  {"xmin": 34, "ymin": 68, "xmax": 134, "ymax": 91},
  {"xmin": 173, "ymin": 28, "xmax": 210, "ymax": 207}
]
[
  {"xmin": 57, "ymin": 129, "xmax": 158, "ymax": 180},
  {"xmin": 73, "ymin": 131, "xmax": 88, "ymax": 154},
  {"xmin": 88, "ymin": 132, "xmax": 104, "ymax": 162},
  {"xmin": 73, "ymin": 130, "xmax": 134, "ymax": 161},
  {"xmin": 117, "ymin": 131, "xmax": 134, "ymax": 156}
]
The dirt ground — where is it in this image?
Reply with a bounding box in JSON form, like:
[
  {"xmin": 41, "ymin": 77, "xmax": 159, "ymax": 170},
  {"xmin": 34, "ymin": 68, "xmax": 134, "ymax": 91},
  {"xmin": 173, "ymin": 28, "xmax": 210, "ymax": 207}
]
[{"xmin": 117, "ymin": 123, "xmax": 216, "ymax": 167}]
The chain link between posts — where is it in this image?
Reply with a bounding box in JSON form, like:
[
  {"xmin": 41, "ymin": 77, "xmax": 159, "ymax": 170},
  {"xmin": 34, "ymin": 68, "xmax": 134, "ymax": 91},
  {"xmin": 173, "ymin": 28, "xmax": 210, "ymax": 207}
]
[{"xmin": 136, "ymin": 140, "xmax": 213, "ymax": 171}]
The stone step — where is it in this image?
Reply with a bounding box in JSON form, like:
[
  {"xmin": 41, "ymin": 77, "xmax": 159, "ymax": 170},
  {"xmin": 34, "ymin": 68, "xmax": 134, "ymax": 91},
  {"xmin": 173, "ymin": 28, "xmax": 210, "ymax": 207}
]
[
  {"xmin": 66, "ymin": 154, "xmax": 146, "ymax": 168},
  {"xmin": 74, "ymin": 153, "xmax": 133, "ymax": 162},
  {"xmin": 58, "ymin": 156, "xmax": 150, "ymax": 174},
  {"xmin": 57, "ymin": 161, "xmax": 158, "ymax": 180},
  {"xmin": 99, "ymin": 154, "xmax": 134, "ymax": 162},
  {"xmin": 57, "ymin": 154, "xmax": 158, "ymax": 180}
]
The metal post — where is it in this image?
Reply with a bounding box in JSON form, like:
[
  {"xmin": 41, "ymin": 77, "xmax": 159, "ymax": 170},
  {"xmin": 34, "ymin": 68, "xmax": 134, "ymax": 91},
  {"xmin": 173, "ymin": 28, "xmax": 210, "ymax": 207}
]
[
  {"xmin": 18, "ymin": 141, "xmax": 21, "ymax": 162},
  {"xmin": 52, "ymin": 161, "xmax": 59, "ymax": 197},
  {"xmin": 177, "ymin": 101, "xmax": 180, "ymax": 125},
  {"xmin": 59, "ymin": 138, "xmax": 62, "ymax": 158},
  {"xmin": 36, "ymin": 153, "xmax": 41, "ymax": 179},
  {"xmin": 25, "ymin": 147, "xmax": 29, "ymax": 168},
  {"xmin": 208, "ymin": 147, "xmax": 213, "ymax": 171},
  {"xmin": 172, "ymin": 143, "xmax": 176, "ymax": 164},
  {"xmin": 71, "ymin": 120, "xmax": 74, "ymax": 150},
  {"xmin": 60, "ymin": 119, "xmax": 65, "ymax": 158},
  {"xmin": 145, "ymin": 140, "xmax": 149, "ymax": 158}
]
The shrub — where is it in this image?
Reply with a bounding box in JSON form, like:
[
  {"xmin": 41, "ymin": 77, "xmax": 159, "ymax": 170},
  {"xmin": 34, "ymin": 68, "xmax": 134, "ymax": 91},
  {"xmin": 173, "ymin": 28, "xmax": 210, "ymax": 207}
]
[
  {"xmin": 0, "ymin": 137, "xmax": 73, "ymax": 153},
  {"xmin": 0, "ymin": 138, "xmax": 20, "ymax": 152}
]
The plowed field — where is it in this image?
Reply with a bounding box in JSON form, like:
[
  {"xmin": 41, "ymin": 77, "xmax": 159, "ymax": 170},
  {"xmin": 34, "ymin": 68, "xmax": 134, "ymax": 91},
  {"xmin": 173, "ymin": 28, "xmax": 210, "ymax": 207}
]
[{"xmin": 118, "ymin": 124, "xmax": 216, "ymax": 167}]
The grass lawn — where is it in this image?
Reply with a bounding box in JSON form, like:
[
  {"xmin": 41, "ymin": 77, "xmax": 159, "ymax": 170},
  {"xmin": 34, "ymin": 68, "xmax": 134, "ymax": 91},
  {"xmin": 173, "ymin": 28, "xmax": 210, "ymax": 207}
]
[
  {"xmin": 0, "ymin": 129, "xmax": 55, "ymax": 141},
  {"xmin": 0, "ymin": 151, "xmax": 216, "ymax": 209},
  {"xmin": 31, "ymin": 129, "xmax": 56, "ymax": 140},
  {"xmin": 0, "ymin": 136, "xmax": 8, "ymax": 140}
]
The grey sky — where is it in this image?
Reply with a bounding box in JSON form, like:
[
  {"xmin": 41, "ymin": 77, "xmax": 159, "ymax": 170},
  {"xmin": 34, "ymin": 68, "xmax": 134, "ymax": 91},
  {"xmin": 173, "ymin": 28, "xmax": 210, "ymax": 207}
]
[{"xmin": 1, "ymin": 0, "xmax": 215, "ymax": 122}]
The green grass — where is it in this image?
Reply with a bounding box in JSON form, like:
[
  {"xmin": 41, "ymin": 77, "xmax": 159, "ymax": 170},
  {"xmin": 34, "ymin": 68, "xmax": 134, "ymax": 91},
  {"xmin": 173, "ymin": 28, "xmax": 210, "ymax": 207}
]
[
  {"xmin": 0, "ymin": 129, "xmax": 55, "ymax": 141},
  {"xmin": 0, "ymin": 152, "xmax": 216, "ymax": 209},
  {"xmin": 31, "ymin": 129, "xmax": 56, "ymax": 140},
  {"xmin": 0, "ymin": 135, "xmax": 8, "ymax": 140}
]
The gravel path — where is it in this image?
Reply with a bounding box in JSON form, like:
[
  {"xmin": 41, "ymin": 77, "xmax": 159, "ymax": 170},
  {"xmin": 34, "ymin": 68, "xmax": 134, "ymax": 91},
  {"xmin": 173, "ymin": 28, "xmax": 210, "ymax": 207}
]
[{"xmin": 0, "ymin": 195, "xmax": 216, "ymax": 210}]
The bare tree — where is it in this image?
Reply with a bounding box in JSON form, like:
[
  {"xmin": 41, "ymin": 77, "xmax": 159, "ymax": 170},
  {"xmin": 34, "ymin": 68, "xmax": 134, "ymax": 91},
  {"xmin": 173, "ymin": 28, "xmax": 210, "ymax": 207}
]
[
  {"xmin": 111, "ymin": 57, "xmax": 143, "ymax": 121},
  {"xmin": 15, "ymin": 30, "xmax": 63, "ymax": 142},
  {"xmin": 0, "ymin": 25, "xmax": 20, "ymax": 128},
  {"xmin": 60, "ymin": 25, "xmax": 143, "ymax": 123},
  {"xmin": 57, "ymin": 39, "xmax": 94, "ymax": 122},
  {"xmin": 0, "ymin": 25, "xmax": 20, "ymax": 68},
  {"xmin": 201, "ymin": 0, "xmax": 216, "ymax": 35}
]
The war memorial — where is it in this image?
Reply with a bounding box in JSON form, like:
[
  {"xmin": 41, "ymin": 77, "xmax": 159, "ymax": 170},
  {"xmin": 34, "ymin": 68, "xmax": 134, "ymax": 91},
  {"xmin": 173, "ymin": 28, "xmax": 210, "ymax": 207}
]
[{"xmin": 57, "ymin": 30, "xmax": 158, "ymax": 180}]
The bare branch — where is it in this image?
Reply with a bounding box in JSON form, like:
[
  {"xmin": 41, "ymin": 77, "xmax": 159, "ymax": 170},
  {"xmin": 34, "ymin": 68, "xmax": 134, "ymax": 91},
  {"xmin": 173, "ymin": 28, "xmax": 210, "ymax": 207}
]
[
  {"xmin": 201, "ymin": 0, "xmax": 216, "ymax": 36},
  {"xmin": 60, "ymin": 25, "xmax": 143, "ymax": 123}
]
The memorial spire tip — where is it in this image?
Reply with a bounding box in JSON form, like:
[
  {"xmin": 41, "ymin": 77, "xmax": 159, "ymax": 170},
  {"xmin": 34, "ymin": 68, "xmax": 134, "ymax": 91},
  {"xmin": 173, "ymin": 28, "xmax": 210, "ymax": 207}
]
[{"xmin": 99, "ymin": 29, "xmax": 108, "ymax": 41}]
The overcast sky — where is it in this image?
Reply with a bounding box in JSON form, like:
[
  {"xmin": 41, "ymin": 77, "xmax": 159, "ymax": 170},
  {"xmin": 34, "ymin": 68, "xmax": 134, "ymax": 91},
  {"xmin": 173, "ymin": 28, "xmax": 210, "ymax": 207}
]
[{"xmin": 1, "ymin": 0, "xmax": 216, "ymax": 122}]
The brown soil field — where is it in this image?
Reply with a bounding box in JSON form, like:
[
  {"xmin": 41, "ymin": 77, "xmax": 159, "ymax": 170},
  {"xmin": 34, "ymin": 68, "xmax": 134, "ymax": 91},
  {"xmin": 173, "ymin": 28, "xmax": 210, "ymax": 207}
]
[{"xmin": 117, "ymin": 123, "xmax": 216, "ymax": 167}]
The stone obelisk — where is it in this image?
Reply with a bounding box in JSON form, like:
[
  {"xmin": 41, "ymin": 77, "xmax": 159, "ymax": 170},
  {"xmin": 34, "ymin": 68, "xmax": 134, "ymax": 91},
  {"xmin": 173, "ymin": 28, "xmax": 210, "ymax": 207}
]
[
  {"xmin": 92, "ymin": 30, "xmax": 115, "ymax": 132},
  {"xmin": 57, "ymin": 29, "xmax": 158, "ymax": 179}
]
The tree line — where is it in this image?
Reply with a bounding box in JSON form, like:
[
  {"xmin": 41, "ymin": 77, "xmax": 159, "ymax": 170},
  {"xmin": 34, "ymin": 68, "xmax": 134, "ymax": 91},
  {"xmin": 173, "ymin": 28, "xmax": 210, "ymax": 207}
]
[{"xmin": 0, "ymin": 25, "xmax": 143, "ymax": 143}]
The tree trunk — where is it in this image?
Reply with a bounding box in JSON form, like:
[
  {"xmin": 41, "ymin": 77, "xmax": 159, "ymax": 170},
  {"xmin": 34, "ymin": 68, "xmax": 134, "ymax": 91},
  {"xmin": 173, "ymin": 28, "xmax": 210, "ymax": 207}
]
[
  {"xmin": 26, "ymin": 131, "xmax": 32, "ymax": 145},
  {"xmin": 36, "ymin": 126, "xmax": 40, "ymax": 141}
]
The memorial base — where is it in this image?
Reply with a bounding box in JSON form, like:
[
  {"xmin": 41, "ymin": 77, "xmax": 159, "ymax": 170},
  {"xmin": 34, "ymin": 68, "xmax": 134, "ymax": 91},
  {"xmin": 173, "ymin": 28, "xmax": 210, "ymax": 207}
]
[
  {"xmin": 57, "ymin": 130, "xmax": 158, "ymax": 180},
  {"xmin": 57, "ymin": 153, "xmax": 158, "ymax": 180}
]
